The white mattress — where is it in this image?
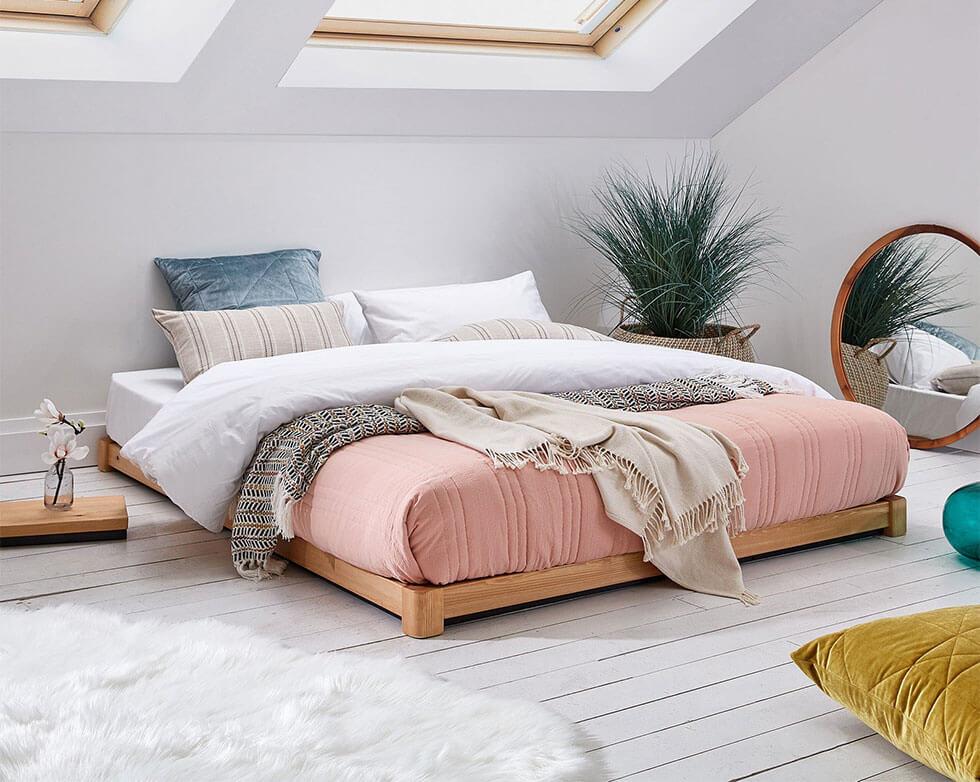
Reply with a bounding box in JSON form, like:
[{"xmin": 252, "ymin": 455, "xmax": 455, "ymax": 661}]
[
  {"xmin": 105, "ymin": 368, "xmax": 185, "ymax": 446},
  {"xmin": 884, "ymin": 382, "xmax": 980, "ymax": 453}
]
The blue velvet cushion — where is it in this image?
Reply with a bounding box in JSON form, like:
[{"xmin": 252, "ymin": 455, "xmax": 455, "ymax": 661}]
[
  {"xmin": 917, "ymin": 321, "xmax": 980, "ymax": 360},
  {"xmin": 154, "ymin": 248, "xmax": 325, "ymax": 311}
]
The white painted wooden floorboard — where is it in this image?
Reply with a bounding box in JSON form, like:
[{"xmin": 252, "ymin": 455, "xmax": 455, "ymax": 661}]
[
  {"xmin": 402, "ymin": 556, "xmax": 952, "ymax": 689},
  {"xmin": 863, "ymin": 760, "xmax": 949, "ymax": 781},
  {"xmin": 425, "ymin": 565, "xmax": 975, "ymax": 690},
  {"xmin": 752, "ymin": 733, "xmax": 930, "ymax": 781},
  {"xmin": 0, "ymin": 448, "xmax": 976, "ymax": 781},
  {"xmin": 605, "ymin": 583, "xmax": 980, "ymax": 780},
  {"xmin": 488, "ymin": 583, "xmax": 980, "ymax": 725},
  {"xmin": 602, "ymin": 688, "xmax": 843, "ymax": 779},
  {"xmin": 0, "ymin": 477, "xmax": 164, "ymax": 505}
]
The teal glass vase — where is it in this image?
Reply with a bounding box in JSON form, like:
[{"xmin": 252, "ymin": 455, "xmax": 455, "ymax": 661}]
[{"xmin": 943, "ymin": 482, "xmax": 980, "ymax": 563}]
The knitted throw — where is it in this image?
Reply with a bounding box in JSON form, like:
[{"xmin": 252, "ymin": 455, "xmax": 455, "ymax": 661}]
[{"xmin": 231, "ymin": 375, "xmax": 776, "ymax": 580}]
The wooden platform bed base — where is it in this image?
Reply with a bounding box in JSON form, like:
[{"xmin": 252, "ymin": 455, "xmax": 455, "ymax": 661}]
[{"xmin": 98, "ymin": 437, "xmax": 907, "ymax": 638}]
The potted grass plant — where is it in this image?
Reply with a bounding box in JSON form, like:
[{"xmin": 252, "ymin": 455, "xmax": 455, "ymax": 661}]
[
  {"xmin": 841, "ymin": 237, "xmax": 969, "ymax": 407},
  {"xmin": 574, "ymin": 154, "xmax": 780, "ymax": 361}
]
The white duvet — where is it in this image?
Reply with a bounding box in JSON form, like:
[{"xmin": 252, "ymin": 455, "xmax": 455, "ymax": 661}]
[{"xmin": 122, "ymin": 340, "xmax": 831, "ymax": 532}]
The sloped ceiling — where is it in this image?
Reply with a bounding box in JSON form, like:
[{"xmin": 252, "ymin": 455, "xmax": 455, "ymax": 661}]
[
  {"xmin": 0, "ymin": 0, "xmax": 234, "ymax": 82},
  {"xmin": 0, "ymin": 0, "xmax": 882, "ymax": 137}
]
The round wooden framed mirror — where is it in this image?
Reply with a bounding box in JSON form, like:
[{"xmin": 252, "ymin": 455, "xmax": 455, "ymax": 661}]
[{"xmin": 831, "ymin": 224, "xmax": 980, "ymax": 450}]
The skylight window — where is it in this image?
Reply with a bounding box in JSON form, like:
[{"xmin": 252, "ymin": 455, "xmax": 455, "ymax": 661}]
[
  {"xmin": 313, "ymin": 0, "xmax": 665, "ymax": 58},
  {"xmin": 0, "ymin": 0, "xmax": 129, "ymax": 34}
]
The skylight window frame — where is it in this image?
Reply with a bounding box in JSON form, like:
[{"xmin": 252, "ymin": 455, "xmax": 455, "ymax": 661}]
[
  {"xmin": 311, "ymin": 0, "xmax": 666, "ymax": 59},
  {"xmin": 0, "ymin": 0, "xmax": 130, "ymax": 35}
]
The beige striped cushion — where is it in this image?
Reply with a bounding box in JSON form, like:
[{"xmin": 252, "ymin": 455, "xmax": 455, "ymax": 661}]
[
  {"xmin": 932, "ymin": 361, "xmax": 980, "ymax": 395},
  {"xmin": 436, "ymin": 319, "xmax": 612, "ymax": 343},
  {"xmin": 153, "ymin": 301, "xmax": 351, "ymax": 382}
]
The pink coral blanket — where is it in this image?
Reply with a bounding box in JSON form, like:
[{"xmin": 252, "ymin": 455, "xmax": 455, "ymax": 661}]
[{"xmin": 292, "ymin": 395, "xmax": 908, "ymax": 585}]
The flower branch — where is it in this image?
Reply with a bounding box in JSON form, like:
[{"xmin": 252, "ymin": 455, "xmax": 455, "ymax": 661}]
[
  {"xmin": 35, "ymin": 399, "xmax": 88, "ymax": 508},
  {"xmin": 34, "ymin": 398, "xmax": 86, "ymax": 436}
]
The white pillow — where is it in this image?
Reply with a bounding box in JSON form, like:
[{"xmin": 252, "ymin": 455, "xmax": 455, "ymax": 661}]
[
  {"xmin": 354, "ymin": 271, "xmax": 552, "ymax": 343},
  {"xmin": 876, "ymin": 326, "xmax": 970, "ymax": 390},
  {"xmin": 327, "ymin": 291, "xmax": 375, "ymax": 345}
]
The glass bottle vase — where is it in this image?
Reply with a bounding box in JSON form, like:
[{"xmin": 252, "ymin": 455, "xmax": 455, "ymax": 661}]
[{"xmin": 44, "ymin": 461, "xmax": 74, "ymax": 511}]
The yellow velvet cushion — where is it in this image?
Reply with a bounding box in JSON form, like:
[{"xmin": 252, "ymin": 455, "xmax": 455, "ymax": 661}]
[{"xmin": 792, "ymin": 605, "xmax": 980, "ymax": 782}]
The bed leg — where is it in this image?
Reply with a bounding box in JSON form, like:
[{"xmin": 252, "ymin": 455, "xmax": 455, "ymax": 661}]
[
  {"xmin": 882, "ymin": 495, "xmax": 907, "ymax": 538},
  {"xmin": 401, "ymin": 586, "xmax": 445, "ymax": 638},
  {"xmin": 97, "ymin": 437, "xmax": 112, "ymax": 473}
]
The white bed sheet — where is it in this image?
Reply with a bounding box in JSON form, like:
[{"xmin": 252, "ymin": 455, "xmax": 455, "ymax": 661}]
[
  {"xmin": 105, "ymin": 368, "xmax": 185, "ymax": 446},
  {"xmin": 884, "ymin": 382, "xmax": 980, "ymax": 453}
]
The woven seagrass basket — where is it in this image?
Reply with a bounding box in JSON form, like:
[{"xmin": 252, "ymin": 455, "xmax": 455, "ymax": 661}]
[
  {"xmin": 611, "ymin": 323, "xmax": 761, "ymax": 363},
  {"xmin": 840, "ymin": 339, "xmax": 896, "ymax": 408}
]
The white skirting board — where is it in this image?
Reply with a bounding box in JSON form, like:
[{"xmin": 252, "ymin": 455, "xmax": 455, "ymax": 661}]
[{"xmin": 0, "ymin": 413, "xmax": 105, "ymax": 475}]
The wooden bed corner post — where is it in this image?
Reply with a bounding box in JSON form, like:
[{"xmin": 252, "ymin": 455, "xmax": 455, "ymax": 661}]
[
  {"xmin": 883, "ymin": 495, "xmax": 907, "ymax": 537},
  {"xmin": 401, "ymin": 585, "xmax": 445, "ymax": 638},
  {"xmin": 97, "ymin": 436, "xmax": 112, "ymax": 472}
]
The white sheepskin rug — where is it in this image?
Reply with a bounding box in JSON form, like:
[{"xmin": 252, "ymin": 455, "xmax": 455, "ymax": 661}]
[{"xmin": 0, "ymin": 606, "xmax": 599, "ymax": 781}]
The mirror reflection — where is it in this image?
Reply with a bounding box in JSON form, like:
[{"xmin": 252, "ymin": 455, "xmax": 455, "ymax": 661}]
[{"xmin": 837, "ymin": 229, "xmax": 979, "ymax": 450}]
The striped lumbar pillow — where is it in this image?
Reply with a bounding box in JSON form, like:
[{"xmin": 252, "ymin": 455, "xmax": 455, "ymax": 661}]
[
  {"xmin": 436, "ymin": 319, "xmax": 612, "ymax": 343},
  {"xmin": 153, "ymin": 301, "xmax": 351, "ymax": 382}
]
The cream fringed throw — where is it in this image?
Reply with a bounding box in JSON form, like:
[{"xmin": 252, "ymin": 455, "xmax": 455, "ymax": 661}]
[{"xmin": 395, "ymin": 387, "xmax": 757, "ymax": 604}]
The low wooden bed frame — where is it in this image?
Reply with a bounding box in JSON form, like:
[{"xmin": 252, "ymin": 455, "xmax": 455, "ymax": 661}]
[{"xmin": 98, "ymin": 437, "xmax": 907, "ymax": 638}]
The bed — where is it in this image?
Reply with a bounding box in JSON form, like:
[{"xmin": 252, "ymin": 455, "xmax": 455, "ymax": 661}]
[{"xmin": 98, "ymin": 339, "xmax": 909, "ymax": 637}]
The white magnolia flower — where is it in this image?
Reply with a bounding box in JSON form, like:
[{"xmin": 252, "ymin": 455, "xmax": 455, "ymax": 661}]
[
  {"xmin": 34, "ymin": 398, "xmax": 64, "ymax": 428},
  {"xmin": 41, "ymin": 426, "xmax": 89, "ymax": 465}
]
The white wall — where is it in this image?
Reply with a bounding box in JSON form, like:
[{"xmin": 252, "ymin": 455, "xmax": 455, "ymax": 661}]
[
  {"xmin": 712, "ymin": 0, "xmax": 980, "ymax": 394},
  {"xmin": 925, "ymin": 238, "xmax": 980, "ymax": 344},
  {"xmin": 0, "ymin": 131, "xmax": 696, "ymax": 471}
]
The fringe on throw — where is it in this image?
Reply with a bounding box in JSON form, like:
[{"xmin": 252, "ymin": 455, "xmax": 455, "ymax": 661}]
[
  {"xmin": 271, "ymin": 477, "xmax": 299, "ymax": 540},
  {"xmin": 232, "ymin": 478, "xmax": 299, "ymax": 580},
  {"xmin": 235, "ymin": 554, "xmax": 288, "ymax": 581},
  {"xmin": 486, "ymin": 437, "xmax": 748, "ymax": 549}
]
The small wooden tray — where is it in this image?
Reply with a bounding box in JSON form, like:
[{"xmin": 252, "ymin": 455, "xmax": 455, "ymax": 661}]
[{"xmin": 0, "ymin": 496, "xmax": 128, "ymax": 546}]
